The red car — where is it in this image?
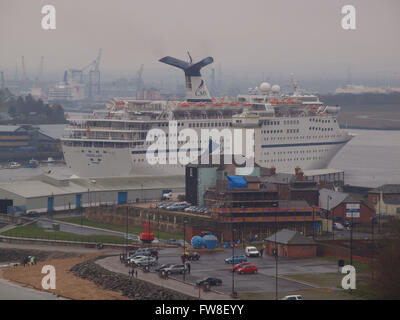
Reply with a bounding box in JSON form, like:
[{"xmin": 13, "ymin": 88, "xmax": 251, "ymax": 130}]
[
  {"xmin": 230, "ymin": 262, "xmax": 251, "ymax": 272},
  {"xmin": 237, "ymin": 264, "xmax": 258, "ymax": 274}
]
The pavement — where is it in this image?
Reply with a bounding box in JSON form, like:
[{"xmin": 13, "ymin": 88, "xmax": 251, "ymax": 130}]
[
  {"xmin": 97, "ymin": 246, "xmax": 340, "ymax": 299},
  {"xmin": 96, "ymin": 256, "xmax": 231, "ymax": 300},
  {"xmin": 0, "ymin": 277, "xmax": 63, "ymax": 300}
]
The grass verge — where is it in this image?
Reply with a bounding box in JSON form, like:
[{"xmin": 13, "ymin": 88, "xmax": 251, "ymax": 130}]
[
  {"xmin": 1, "ymin": 225, "xmax": 126, "ymax": 244},
  {"xmin": 55, "ymin": 216, "xmax": 183, "ymax": 240}
]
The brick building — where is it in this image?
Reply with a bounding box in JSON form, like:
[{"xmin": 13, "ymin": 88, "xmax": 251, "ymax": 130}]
[
  {"xmin": 264, "ymin": 229, "xmax": 317, "ymax": 258},
  {"xmin": 320, "ymin": 189, "xmax": 375, "ymax": 225},
  {"xmin": 368, "ymin": 184, "xmax": 400, "ymax": 216}
]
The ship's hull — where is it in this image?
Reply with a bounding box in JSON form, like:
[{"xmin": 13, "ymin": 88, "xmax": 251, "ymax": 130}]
[{"xmin": 62, "ymin": 137, "xmax": 351, "ymax": 178}]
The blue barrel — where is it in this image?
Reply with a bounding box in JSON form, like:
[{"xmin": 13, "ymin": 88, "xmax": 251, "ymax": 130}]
[
  {"xmin": 191, "ymin": 236, "xmax": 206, "ymax": 249},
  {"xmin": 203, "ymin": 234, "xmax": 217, "ymax": 250}
]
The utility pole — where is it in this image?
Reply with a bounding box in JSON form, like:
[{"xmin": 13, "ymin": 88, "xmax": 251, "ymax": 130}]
[
  {"xmin": 231, "ymin": 224, "xmax": 236, "ymax": 298},
  {"xmin": 183, "ymin": 218, "xmax": 188, "ymax": 282},
  {"xmin": 312, "ymin": 206, "xmax": 315, "ymax": 240},
  {"xmin": 275, "ymin": 211, "xmax": 278, "ymax": 300},
  {"xmin": 125, "ymin": 207, "xmax": 129, "ymax": 259}
]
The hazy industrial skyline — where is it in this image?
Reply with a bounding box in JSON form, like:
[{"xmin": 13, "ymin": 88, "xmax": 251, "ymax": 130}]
[{"xmin": 1, "ymin": 0, "xmax": 399, "ymax": 89}]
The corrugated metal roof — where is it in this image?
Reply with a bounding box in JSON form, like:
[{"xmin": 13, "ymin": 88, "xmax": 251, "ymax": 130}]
[
  {"xmin": 319, "ymin": 188, "xmax": 348, "ymax": 210},
  {"xmin": 0, "ymin": 125, "xmax": 20, "ymax": 132},
  {"xmin": 0, "ymin": 175, "xmax": 185, "ymax": 198},
  {"xmin": 265, "ymin": 229, "xmax": 316, "ymax": 245},
  {"xmin": 369, "ymin": 184, "xmax": 400, "ymax": 194}
]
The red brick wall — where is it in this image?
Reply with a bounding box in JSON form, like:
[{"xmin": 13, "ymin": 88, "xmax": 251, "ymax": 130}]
[
  {"xmin": 265, "ymin": 241, "xmax": 316, "ymax": 258},
  {"xmin": 330, "ymin": 202, "xmax": 374, "ymax": 225}
]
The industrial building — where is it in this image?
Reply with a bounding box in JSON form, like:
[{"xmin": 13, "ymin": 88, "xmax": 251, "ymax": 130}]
[
  {"xmin": 0, "ymin": 172, "xmax": 184, "ymax": 214},
  {"xmin": 0, "ymin": 124, "xmax": 61, "ymax": 161}
]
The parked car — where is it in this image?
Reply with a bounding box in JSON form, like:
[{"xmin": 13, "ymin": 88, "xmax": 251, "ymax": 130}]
[
  {"xmin": 281, "ymin": 295, "xmax": 303, "ymax": 300},
  {"xmin": 129, "ymin": 248, "xmax": 158, "ymax": 258},
  {"xmin": 164, "ymin": 264, "xmax": 186, "ymax": 275},
  {"xmin": 176, "ymin": 239, "xmax": 191, "ymax": 247},
  {"xmin": 155, "ymin": 263, "xmax": 174, "ymax": 272},
  {"xmin": 166, "ymin": 239, "xmax": 181, "ymax": 246},
  {"xmin": 196, "ymin": 277, "xmax": 222, "ymax": 287},
  {"xmin": 237, "ymin": 264, "xmax": 258, "ymax": 274},
  {"xmin": 245, "ymin": 246, "xmax": 260, "ymax": 257},
  {"xmin": 230, "ymin": 262, "xmax": 251, "ymax": 272},
  {"xmin": 129, "ymin": 255, "xmax": 157, "ymax": 267},
  {"xmin": 224, "ymin": 254, "xmax": 247, "ymax": 264},
  {"xmin": 185, "ymin": 252, "xmax": 200, "ymax": 261},
  {"xmin": 334, "ymin": 222, "xmax": 345, "ymax": 231}
]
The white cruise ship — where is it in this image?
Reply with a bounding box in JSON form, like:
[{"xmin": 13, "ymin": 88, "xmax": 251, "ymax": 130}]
[{"xmin": 61, "ymin": 54, "xmax": 353, "ymax": 178}]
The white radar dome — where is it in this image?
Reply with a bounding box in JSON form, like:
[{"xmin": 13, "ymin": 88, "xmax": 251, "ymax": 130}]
[
  {"xmin": 271, "ymin": 85, "xmax": 281, "ymax": 93},
  {"xmin": 260, "ymin": 82, "xmax": 271, "ymax": 93}
]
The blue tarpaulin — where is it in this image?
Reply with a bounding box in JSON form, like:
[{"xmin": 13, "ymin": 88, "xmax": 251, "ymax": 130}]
[{"xmin": 227, "ymin": 175, "xmax": 248, "ymax": 189}]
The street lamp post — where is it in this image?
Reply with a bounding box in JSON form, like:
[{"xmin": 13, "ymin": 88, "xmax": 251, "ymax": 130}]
[
  {"xmin": 183, "ymin": 218, "xmax": 188, "ymax": 282},
  {"xmin": 232, "ymin": 225, "xmax": 236, "ymax": 298},
  {"xmin": 125, "ymin": 206, "xmax": 129, "ymax": 259},
  {"xmin": 312, "ymin": 206, "xmax": 315, "ymax": 240},
  {"xmin": 275, "ymin": 210, "xmax": 278, "ymax": 300}
]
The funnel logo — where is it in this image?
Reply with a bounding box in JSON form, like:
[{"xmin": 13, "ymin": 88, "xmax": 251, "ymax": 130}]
[{"xmin": 195, "ymin": 80, "xmax": 207, "ymax": 97}]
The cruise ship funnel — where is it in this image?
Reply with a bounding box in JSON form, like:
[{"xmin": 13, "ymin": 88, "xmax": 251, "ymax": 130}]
[{"xmin": 159, "ymin": 54, "xmax": 213, "ymax": 102}]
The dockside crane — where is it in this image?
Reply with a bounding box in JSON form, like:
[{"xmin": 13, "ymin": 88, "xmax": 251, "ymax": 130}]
[
  {"xmin": 21, "ymin": 56, "xmax": 27, "ymax": 90},
  {"xmin": 33, "ymin": 56, "xmax": 44, "ymax": 88},
  {"xmin": 86, "ymin": 48, "xmax": 102, "ymax": 99},
  {"xmin": 136, "ymin": 64, "xmax": 144, "ymax": 89}
]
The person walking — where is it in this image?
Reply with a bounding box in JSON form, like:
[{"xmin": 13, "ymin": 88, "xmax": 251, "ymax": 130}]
[
  {"xmin": 187, "ymin": 262, "xmax": 191, "ymax": 274},
  {"xmin": 135, "ymin": 270, "xmax": 138, "ymax": 278},
  {"xmin": 260, "ymin": 248, "xmax": 264, "ymax": 257}
]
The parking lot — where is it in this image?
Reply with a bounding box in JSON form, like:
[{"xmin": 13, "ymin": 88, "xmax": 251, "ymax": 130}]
[{"xmin": 152, "ymin": 246, "xmax": 339, "ymax": 294}]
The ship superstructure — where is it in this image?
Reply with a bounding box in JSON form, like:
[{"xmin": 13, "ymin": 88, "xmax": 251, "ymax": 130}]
[{"xmin": 61, "ymin": 54, "xmax": 352, "ymax": 178}]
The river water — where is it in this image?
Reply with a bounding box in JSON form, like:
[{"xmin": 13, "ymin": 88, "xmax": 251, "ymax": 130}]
[{"xmin": 1, "ymin": 126, "xmax": 399, "ymax": 188}]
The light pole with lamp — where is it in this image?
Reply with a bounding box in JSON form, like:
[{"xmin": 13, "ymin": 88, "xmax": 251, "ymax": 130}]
[
  {"xmin": 183, "ymin": 217, "xmax": 188, "ymax": 282},
  {"xmin": 231, "ymin": 225, "xmax": 237, "ymax": 298}
]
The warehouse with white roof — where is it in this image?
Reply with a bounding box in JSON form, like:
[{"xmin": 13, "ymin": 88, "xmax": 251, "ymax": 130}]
[{"xmin": 0, "ymin": 173, "xmax": 184, "ymax": 214}]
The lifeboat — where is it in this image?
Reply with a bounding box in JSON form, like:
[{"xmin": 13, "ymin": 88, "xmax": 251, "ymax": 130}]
[
  {"xmin": 243, "ymin": 103, "xmax": 252, "ymax": 107},
  {"xmin": 179, "ymin": 102, "xmax": 192, "ymax": 108},
  {"xmin": 269, "ymin": 99, "xmax": 279, "ymax": 104}
]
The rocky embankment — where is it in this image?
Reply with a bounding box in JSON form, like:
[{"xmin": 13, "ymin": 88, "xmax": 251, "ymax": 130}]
[{"xmin": 70, "ymin": 257, "xmax": 195, "ymax": 300}]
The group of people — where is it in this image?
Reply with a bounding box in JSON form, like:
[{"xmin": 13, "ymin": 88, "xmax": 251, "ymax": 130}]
[
  {"xmin": 129, "ymin": 267, "xmax": 138, "ymax": 278},
  {"xmin": 22, "ymin": 256, "xmax": 37, "ymax": 267}
]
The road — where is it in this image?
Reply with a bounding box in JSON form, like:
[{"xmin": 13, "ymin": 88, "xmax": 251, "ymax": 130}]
[
  {"xmin": 100, "ymin": 246, "xmax": 340, "ymax": 297},
  {"xmin": 157, "ymin": 247, "xmax": 338, "ymax": 294},
  {"xmin": 0, "ymin": 270, "xmax": 64, "ymax": 300}
]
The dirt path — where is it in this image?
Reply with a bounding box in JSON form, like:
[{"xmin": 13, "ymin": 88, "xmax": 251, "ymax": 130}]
[{"xmin": 2, "ymin": 254, "xmax": 129, "ymax": 300}]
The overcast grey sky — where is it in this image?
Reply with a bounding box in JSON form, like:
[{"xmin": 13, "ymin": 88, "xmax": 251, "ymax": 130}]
[{"xmin": 1, "ymin": 0, "xmax": 399, "ymax": 80}]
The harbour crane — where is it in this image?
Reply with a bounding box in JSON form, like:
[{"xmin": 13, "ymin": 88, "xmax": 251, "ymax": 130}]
[
  {"xmin": 33, "ymin": 56, "xmax": 44, "ymax": 88},
  {"xmin": 85, "ymin": 48, "xmax": 102, "ymax": 99}
]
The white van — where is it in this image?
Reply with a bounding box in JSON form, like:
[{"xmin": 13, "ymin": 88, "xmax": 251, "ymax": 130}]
[
  {"xmin": 334, "ymin": 222, "xmax": 344, "ymax": 231},
  {"xmin": 245, "ymin": 246, "xmax": 260, "ymax": 257}
]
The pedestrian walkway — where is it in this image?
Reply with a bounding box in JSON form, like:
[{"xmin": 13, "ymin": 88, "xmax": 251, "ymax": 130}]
[{"xmin": 96, "ymin": 256, "xmax": 232, "ymax": 300}]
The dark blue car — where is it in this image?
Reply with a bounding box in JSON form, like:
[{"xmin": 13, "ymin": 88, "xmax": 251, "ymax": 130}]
[{"xmin": 224, "ymin": 254, "xmax": 247, "ymax": 264}]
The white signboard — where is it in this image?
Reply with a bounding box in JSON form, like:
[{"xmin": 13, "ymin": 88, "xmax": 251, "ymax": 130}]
[{"xmin": 346, "ymin": 203, "xmax": 360, "ymax": 218}]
